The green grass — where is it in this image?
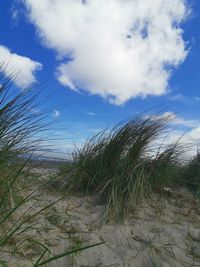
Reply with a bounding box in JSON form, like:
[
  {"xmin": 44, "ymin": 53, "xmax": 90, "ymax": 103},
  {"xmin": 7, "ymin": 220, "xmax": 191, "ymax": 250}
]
[
  {"xmin": 0, "ymin": 71, "xmax": 103, "ymax": 266},
  {"xmin": 182, "ymin": 152, "xmax": 200, "ymax": 191},
  {"xmin": 146, "ymin": 141, "xmax": 185, "ymax": 192},
  {"xmin": 0, "ymin": 72, "xmax": 46, "ymax": 212},
  {"xmin": 55, "ymin": 113, "xmax": 192, "ymax": 222}
]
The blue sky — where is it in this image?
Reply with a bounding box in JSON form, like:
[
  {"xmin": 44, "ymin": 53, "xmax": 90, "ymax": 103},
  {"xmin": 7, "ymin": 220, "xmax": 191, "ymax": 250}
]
[{"xmin": 0, "ymin": 0, "xmax": 200, "ymax": 156}]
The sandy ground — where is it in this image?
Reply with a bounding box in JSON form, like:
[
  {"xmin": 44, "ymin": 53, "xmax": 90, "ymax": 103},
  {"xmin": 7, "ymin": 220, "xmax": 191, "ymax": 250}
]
[{"xmin": 1, "ymin": 171, "xmax": 200, "ymax": 267}]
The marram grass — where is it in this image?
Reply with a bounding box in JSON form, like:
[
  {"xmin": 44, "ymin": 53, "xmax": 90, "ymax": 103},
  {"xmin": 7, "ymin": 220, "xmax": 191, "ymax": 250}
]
[
  {"xmin": 56, "ymin": 113, "xmax": 193, "ymax": 222},
  {"xmin": 0, "ymin": 71, "xmax": 102, "ymax": 266}
]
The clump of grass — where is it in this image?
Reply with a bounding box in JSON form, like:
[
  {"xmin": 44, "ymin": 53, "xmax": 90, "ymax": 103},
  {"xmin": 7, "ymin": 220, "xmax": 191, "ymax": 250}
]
[
  {"xmin": 57, "ymin": 113, "xmax": 185, "ymax": 221},
  {"xmin": 147, "ymin": 142, "xmax": 184, "ymax": 192},
  {"xmin": 0, "ymin": 70, "xmax": 50, "ymax": 263},
  {"xmin": 0, "ymin": 72, "xmax": 46, "ymax": 213},
  {"xmin": 0, "ymin": 70, "xmax": 103, "ymax": 265}
]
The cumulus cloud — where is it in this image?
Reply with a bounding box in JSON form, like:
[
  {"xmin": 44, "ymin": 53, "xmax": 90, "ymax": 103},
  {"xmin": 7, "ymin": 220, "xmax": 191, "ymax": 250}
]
[
  {"xmin": 21, "ymin": 0, "xmax": 188, "ymax": 104},
  {"xmin": 0, "ymin": 44, "xmax": 42, "ymax": 88}
]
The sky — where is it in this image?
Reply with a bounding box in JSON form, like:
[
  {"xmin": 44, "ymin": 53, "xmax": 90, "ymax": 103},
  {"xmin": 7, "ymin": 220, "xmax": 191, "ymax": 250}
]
[{"xmin": 0, "ymin": 0, "xmax": 200, "ymax": 157}]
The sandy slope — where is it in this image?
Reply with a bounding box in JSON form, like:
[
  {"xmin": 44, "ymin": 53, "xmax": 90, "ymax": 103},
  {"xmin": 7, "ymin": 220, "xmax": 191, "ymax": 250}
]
[{"xmin": 1, "ymin": 174, "xmax": 200, "ymax": 267}]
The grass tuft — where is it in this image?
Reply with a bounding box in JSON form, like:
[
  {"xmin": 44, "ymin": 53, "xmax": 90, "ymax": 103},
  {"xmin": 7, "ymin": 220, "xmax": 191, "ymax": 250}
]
[
  {"xmin": 0, "ymin": 70, "xmax": 102, "ymax": 265},
  {"xmin": 56, "ymin": 112, "xmax": 187, "ymax": 221},
  {"xmin": 183, "ymin": 150, "xmax": 200, "ymax": 192}
]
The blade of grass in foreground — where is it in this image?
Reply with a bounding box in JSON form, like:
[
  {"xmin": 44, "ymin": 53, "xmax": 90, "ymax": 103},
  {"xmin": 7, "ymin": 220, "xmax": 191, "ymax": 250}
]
[
  {"xmin": 34, "ymin": 242, "xmax": 105, "ymax": 266},
  {"xmin": 0, "ymin": 68, "xmax": 105, "ymax": 265}
]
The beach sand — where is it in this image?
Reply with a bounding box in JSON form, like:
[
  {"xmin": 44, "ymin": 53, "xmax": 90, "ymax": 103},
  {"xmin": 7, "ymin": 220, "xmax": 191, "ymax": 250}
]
[{"xmin": 1, "ymin": 170, "xmax": 200, "ymax": 267}]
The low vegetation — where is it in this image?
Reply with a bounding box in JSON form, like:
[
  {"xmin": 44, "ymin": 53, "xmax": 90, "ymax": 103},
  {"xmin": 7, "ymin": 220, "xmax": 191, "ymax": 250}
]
[
  {"xmin": 56, "ymin": 114, "xmax": 200, "ymax": 222},
  {"xmin": 0, "ymin": 71, "xmax": 102, "ymax": 266},
  {"xmin": 183, "ymin": 152, "xmax": 200, "ymax": 192}
]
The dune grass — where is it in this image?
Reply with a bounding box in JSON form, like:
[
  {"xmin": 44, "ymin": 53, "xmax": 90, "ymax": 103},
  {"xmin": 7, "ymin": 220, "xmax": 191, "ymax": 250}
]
[
  {"xmin": 183, "ymin": 151, "xmax": 200, "ymax": 192},
  {"xmin": 54, "ymin": 113, "xmax": 185, "ymax": 221},
  {"xmin": 0, "ymin": 73, "xmax": 50, "ymax": 264},
  {"xmin": 147, "ymin": 141, "xmax": 185, "ymax": 192},
  {"xmin": 0, "ymin": 72, "xmax": 46, "ymax": 212},
  {"xmin": 0, "ymin": 71, "xmax": 102, "ymax": 266}
]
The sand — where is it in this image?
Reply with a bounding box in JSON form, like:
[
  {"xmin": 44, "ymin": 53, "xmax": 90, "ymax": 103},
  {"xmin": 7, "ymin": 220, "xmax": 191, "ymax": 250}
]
[{"xmin": 1, "ymin": 171, "xmax": 200, "ymax": 267}]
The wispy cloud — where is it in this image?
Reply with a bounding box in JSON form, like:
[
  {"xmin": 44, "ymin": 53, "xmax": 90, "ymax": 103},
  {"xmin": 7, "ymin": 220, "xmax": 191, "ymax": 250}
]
[
  {"xmin": 85, "ymin": 111, "xmax": 96, "ymax": 116},
  {"xmin": 169, "ymin": 93, "xmax": 188, "ymax": 103},
  {"xmin": 173, "ymin": 116, "xmax": 199, "ymax": 128},
  {"xmin": 11, "ymin": 9, "xmax": 19, "ymax": 26},
  {"xmin": 20, "ymin": 0, "xmax": 189, "ymax": 105},
  {"xmin": 152, "ymin": 111, "xmax": 200, "ymax": 128},
  {"xmin": 52, "ymin": 110, "xmax": 60, "ymax": 118},
  {"xmin": 194, "ymin": 96, "xmax": 200, "ymax": 102}
]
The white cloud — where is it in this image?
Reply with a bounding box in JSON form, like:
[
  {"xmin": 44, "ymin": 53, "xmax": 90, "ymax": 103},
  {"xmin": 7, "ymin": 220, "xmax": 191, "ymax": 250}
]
[
  {"xmin": 176, "ymin": 126, "xmax": 200, "ymax": 157},
  {"xmin": 52, "ymin": 109, "xmax": 60, "ymax": 118},
  {"xmin": 174, "ymin": 118, "xmax": 199, "ymax": 129},
  {"xmin": 0, "ymin": 44, "xmax": 42, "ymax": 88},
  {"xmin": 169, "ymin": 93, "xmax": 188, "ymax": 103},
  {"xmin": 21, "ymin": 0, "xmax": 189, "ymax": 104},
  {"xmin": 184, "ymin": 126, "xmax": 200, "ymax": 143},
  {"xmin": 153, "ymin": 111, "xmax": 200, "ymax": 157},
  {"xmin": 163, "ymin": 112, "xmax": 200, "ymax": 128},
  {"xmin": 152, "ymin": 111, "xmax": 200, "ymax": 129}
]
